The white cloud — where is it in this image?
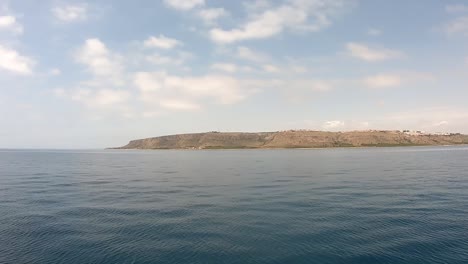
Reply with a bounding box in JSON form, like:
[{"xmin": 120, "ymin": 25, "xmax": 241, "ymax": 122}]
[
  {"xmin": 146, "ymin": 54, "xmax": 178, "ymax": 65},
  {"xmin": 211, "ymin": 63, "xmax": 254, "ymax": 73},
  {"xmin": 306, "ymin": 80, "xmax": 333, "ymax": 91},
  {"xmin": 146, "ymin": 52, "xmax": 189, "ymax": 65},
  {"xmin": 446, "ymin": 4, "xmax": 468, "ymax": 13},
  {"xmin": 383, "ymin": 107, "xmax": 468, "ymax": 133},
  {"xmin": 144, "ymin": 35, "xmax": 182, "ymax": 49},
  {"xmin": 211, "ymin": 63, "xmax": 238, "ymax": 73},
  {"xmin": 0, "ymin": 15, "xmax": 23, "ymax": 34},
  {"xmin": 367, "ymin": 28, "xmax": 381, "ymax": 36},
  {"xmin": 134, "ymin": 72, "xmax": 165, "ymax": 92},
  {"xmin": 49, "ymin": 68, "xmax": 61, "ymax": 76},
  {"xmin": 92, "ymin": 89, "xmax": 129, "ymax": 106},
  {"xmin": 53, "ymin": 88, "xmax": 66, "ymax": 97},
  {"xmin": 0, "ymin": 45, "xmax": 35, "ymax": 75},
  {"xmin": 160, "ymin": 99, "xmax": 201, "ymax": 111},
  {"xmin": 347, "ymin": 42, "xmax": 404, "ymax": 62},
  {"xmin": 242, "ymin": 66, "xmax": 255, "ymax": 72},
  {"xmin": 287, "ymin": 79, "xmax": 333, "ymax": 92},
  {"xmin": 70, "ymin": 88, "xmax": 130, "ymax": 107},
  {"xmin": 70, "ymin": 88, "xmax": 91, "ymax": 101},
  {"xmin": 74, "ymin": 38, "xmax": 124, "ymax": 85},
  {"xmin": 163, "ymin": 0, "xmax": 205, "ymax": 11},
  {"xmin": 291, "ymin": 119, "xmax": 362, "ymax": 132},
  {"xmin": 52, "ymin": 4, "xmax": 88, "ymax": 22},
  {"xmin": 210, "ymin": 0, "xmax": 346, "ymax": 43},
  {"xmin": 298, "ymin": 108, "xmax": 468, "ymax": 133},
  {"xmin": 361, "ymin": 72, "xmax": 431, "ymax": 89},
  {"xmin": 59, "ymin": 36, "xmax": 273, "ymax": 117},
  {"xmin": 323, "ymin": 120, "xmax": 345, "ymax": 130},
  {"xmin": 134, "ymin": 72, "xmax": 253, "ymax": 111},
  {"xmin": 243, "ymin": 0, "xmax": 272, "ymax": 13},
  {"xmin": 444, "ymin": 16, "xmax": 468, "ymax": 35},
  {"xmin": 236, "ymin": 46, "xmax": 269, "ymax": 62},
  {"xmin": 142, "ymin": 111, "xmax": 161, "ymax": 118},
  {"xmin": 359, "ymin": 121, "xmax": 370, "ymax": 129},
  {"xmin": 433, "ymin": 121, "xmax": 449, "ymax": 127},
  {"xmin": 291, "ymin": 66, "xmax": 308, "ymax": 74},
  {"xmin": 263, "ymin": 64, "xmax": 280, "ymax": 73},
  {"xmin": 306, "ymin": 120, "xmax": 369, "ymax": 131},
  {"xmin": 197, "ymin": 8, "xmax": 228, "ymax": 25},
  {"xmin": 364, "ymin": 74, "xmax": 401, "ymax": 88},
  {"xmin": 59, "ymin": 88, "xmax": 131, "ymax": 110},
  {"xmin": 401, "ymin": 72, "xmax": 435, "ymax": 83},
  {"xmin": 272, "ymin": 79, "xmax": 334, "ymax": 103},
  {"xmin": 53, "ymin": 88, "xmax": 131, "ymax": 110}
]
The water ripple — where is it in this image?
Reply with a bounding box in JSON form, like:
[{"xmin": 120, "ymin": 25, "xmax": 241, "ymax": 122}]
[{"xmin": 1, "ymin": 147, "xmax": 468, "ymax": 263}]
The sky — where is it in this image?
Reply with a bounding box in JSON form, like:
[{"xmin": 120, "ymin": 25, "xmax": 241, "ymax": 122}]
[{"xmin": 1, "ymin": 0, "xmax": 468, "ymax": 148}]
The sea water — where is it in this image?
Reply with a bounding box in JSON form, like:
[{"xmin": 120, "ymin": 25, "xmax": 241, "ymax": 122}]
[{"xmin": 1, "ymin": 147, "xmax": 468, "ymax": 263}]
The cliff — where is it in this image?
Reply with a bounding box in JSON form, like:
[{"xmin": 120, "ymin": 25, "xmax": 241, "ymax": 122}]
[{"xmin": 114, "ymin": 130, "xmax": 468, "ymax": 149}]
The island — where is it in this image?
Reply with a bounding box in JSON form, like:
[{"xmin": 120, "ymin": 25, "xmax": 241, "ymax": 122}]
[{"xmin": 113, "ymin": 130, "xmax": 468, "ymax": 149}]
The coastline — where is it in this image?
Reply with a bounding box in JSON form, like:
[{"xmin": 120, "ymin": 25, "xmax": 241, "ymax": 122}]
[{"xmin": 108, "ymin": 143, "xmax": 468, "ymax": 151}]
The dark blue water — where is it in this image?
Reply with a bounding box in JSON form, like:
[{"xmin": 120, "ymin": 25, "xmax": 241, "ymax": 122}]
[{"xmin": 1, "ymin": 147, "xmax": 468, "ymax": 264}]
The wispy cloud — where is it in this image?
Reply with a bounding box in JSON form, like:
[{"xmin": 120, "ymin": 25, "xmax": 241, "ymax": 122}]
[
  {"xmin": 236, "ymin": 46, "xmax": 269, "ymax": 62},
  {"xmin": 262, "ymin": 64, "xmax": 280, "ymax": 73},
  {"xmin": 0, "ymin": 15, "xmax": 23, "ymax": 34},
  {"xmin": 446, "ymin": 4, "xmax": 468, "ymax": 13},
  {"xmin": 384, "ymin": 107, "xmax": 468, "ymax": 133},
  {"xmin": 346, "ymin": 42, "xmax": 404, "ymax": 62},
  {"xmin": 197, "ymin": 8, "xmax": 228, "ymax": 25},
  {"xmin": 323, "ymin": 120, "xmax": 345, "ymax": 130},
  {"xmin": 70, "ymin": 88, "xmax": 130, "ymax": 107},
  {"xmin": 146, "ymin": 51, "xmax": 192, "ymax": 66},
  {"xmin": 364, "ymin": 74, "xmax": 401, "ymax": 88},
  {"xmin": 134, "ymin": 71, "xmax": 251, "ymax": 107},
  {"xmin": 210, "ymin": 0, "xmax": 348, "ymax": 44},
  {"xmin": 48, "ymin": 68, "xmax": 61, "ymax": 76},
  {"xmin": 144, "ymin": 35, "xmax": 183, "ymax": 49},
  {"xmin": 52, "ymin": 4, "xmax": 88, "ymax": 22},
  {"xmin": 211, "ymin": 63, "xmax": 238, "ymax": 73},
  {"xmin": 367, "ymin": 28, "xmax": 382, "ymax": 36},
  {"xmin": 444, "ymin": 16, "xmax": 468, "ymax": 35},
  {"xmin": 163, "ymin": 0, "xmax": 205, "ymax": 11},
  {"xmin": 160, "ymin": 99, "xmax": 201, "ymax": 111}
]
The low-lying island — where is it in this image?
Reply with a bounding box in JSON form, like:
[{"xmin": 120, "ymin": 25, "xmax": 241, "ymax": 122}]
[{"xmin": 113, "ymin": 130, "xmax": 468, "ymax": 149}]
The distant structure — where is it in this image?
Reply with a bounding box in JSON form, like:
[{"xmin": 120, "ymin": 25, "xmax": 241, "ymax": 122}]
[
  {"xmin": 400, "ymin": 130, "xmax": 459, "ymax": 136},
  {"xmin": 402, "ymin": 130, "xmax": 426, "ymax": 136}
]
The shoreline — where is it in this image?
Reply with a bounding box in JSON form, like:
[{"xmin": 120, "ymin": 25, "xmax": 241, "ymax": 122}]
[{"xmin": 108, "ymin": 143, "xmax": 468, "ymax": 151}]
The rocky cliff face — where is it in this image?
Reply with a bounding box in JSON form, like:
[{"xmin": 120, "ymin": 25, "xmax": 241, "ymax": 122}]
[{"xmin": 115, "ymin": 131, "xmax": 468, "ymax": 149}]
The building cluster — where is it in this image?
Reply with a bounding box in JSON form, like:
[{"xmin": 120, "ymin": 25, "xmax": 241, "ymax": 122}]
[
  {"xmin": 401, "ymin": 130, "xmax": 427, "ymax": 135},
  {"xmin": 401, "ymin": 130, "xmax": 459, "ymax": 136}
]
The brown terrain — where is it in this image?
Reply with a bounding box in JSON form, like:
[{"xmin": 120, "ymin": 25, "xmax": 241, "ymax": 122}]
[{"xmin": 114, "ymin": 130, "xmax": 468, "ymax": 149}]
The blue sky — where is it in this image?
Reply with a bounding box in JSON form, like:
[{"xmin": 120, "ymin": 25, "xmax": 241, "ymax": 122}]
[{"xmin": 1, "ymin": 0, "xmax": 468, "ymax": 148}]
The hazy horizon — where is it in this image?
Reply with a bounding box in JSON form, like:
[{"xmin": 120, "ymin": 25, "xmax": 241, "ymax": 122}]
[{"xmin": 2, "ymin": 0, "xmax": 468, "ymax": 148}]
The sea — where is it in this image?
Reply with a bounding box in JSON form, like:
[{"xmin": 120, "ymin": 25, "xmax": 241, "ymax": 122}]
[{"xmin": 1, "ymin": 146, "xmax": 468, "ymax": 264}]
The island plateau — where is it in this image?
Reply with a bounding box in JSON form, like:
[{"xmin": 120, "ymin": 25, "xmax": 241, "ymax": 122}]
[{"xmin": 114, "ymin": 130, "xmax": 468, "ymax": 149}]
